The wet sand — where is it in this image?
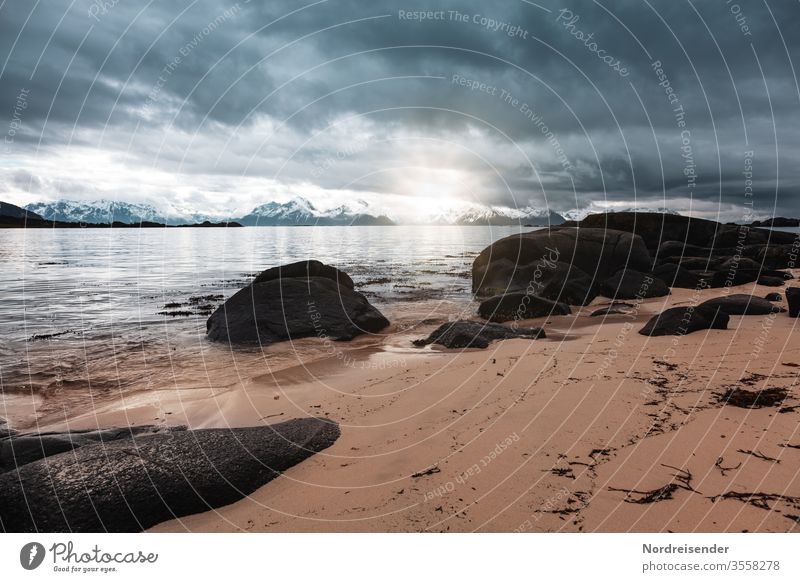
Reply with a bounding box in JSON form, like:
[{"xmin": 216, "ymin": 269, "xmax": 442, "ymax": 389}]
[{"xmin": 10, "ymin": 278, "xmax": 800, "ymax": 532}]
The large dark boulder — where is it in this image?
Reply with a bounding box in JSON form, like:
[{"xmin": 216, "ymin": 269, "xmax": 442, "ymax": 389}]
[
  {"xmin": 207, "ymin": 263, "xmax": 389, "ymax": 344},
  {"xmin": 472, "ymin": 228, "xmax": 650, "ymax": 299},
  {"xmin": 699, "ymin": 294, "xmax": 786, "ymax": 315},
  {"xmin": 785, "ymin": 287, "xmax": 800, "ymax": 317},
  {"xmin": 478, "ymin": 293, "xmax": 570, "ymax": 323},
  {"xmin": 1, "ymin": 425, "xmax": 177, "ymax": 472},
  {"xmin": 709, "ymin": 269, "xmax": 761, "ymax": 288},
  {"xmin": 599, "ymin": 269, "xmax": 669, "ymax": 300},
  {"xmin": 252, "ymin": 259, "xmax": 354, "ymax": 289},
  {"xmin": 0, "ymin": 418, "xmax": 14, "ymax": 440},
  {"xmin": 413, "ymin": 320, "xmax": 545, "ymax": 349},
  {"xmin": 656, "ymin": 241, "xmax": 733, "ymax": 259},
  {"xmin": 651, "ymin": 263, "xmax": 701, "ymax": 289},
  {"xmin": 639, "ymin": 306, "xmax": 729, "ymax": 336},
  {"xmin": 0, "ymin": 418, "xmax": 340, "ymax": 532}
]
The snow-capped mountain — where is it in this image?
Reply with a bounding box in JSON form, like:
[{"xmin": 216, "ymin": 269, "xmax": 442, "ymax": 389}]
[
  {"xmin": 562, "ymin": 206, "xmax": 681, "ymax": 222},
  {"xmin": 24, "ymin": 199, "xmax": 217, "ymax": 225},
  {"xmin": 235, "ymin": 196, "xmax": 394, "ymax": 226},
  {"xmin": 427, "ymin": 202, "xmax": 565, "ymax": 226}
]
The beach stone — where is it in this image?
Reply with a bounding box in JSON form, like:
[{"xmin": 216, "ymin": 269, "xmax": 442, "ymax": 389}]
[
  {"xmin": 765, "ymin": 292, "xmax": 783, "ymax": 302},
  {"xmin": 0, "ymin": 425, "xmax": 180, "ymax": 472},
  {"xmin": 207, "ymin": 263, "xmax": 389, "ymax": 344},
  {"xmin": 478, "ymin": 293, "xmax": 570, "ymax": 323},
  {"xmin": 758, "ymin": 276, "xmax": 785, "ymax": 287},
  {"xmin": 699, "ymin": 294, "xmax": 786, "ymax": 315},
  {"xmin": 472, "ymin": 227, "xmax": 650, "ymax": 298},
  {"xmin": 252, "ymin": 259, "xmax": 354, "ymax": 290},
  {"xmin": 590, "ymin": 303, "xmax": 636, "ymax": 317},
  {"xmin": 786, "ymin": 288, "xmax": 800, "ymax": 318},
  {"xmin": 0, "ymin": 418, "xmax": 340, "ymax": 532},
  {"xmin": 599, "ymin": 269, "xmax": 669, "ymax": 300},
  {"xmin": 639, "ymin": 306, "xmax": 729, "ymax": 336},
  {"xmin": 651, "ymin": 263, "xmax": 701, "ymax": 289},
  {"xmin": 413, "ymin": 320, "xmax": 545, "ymax": 349}
]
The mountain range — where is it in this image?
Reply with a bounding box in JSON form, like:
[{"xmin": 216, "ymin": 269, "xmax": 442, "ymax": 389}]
[{"xmin": 22, "ymin": 197, "xmax": 568, "ymax": 226}]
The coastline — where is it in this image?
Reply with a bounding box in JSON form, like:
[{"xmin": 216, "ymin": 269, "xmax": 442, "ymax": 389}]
[{"xmin": 122, "ymin": 276, "xmax": 800, "ymax": 532}]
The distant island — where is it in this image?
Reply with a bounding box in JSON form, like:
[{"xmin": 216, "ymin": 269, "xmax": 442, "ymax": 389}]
[{"xmin": 0, "ymin": 201, "xmax": 240, "ymax": 228}]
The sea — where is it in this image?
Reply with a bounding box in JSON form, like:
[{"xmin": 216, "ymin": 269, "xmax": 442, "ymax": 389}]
[{"xmin": 0, "ymin": 225, "xmax": 532, "ymax": 428}]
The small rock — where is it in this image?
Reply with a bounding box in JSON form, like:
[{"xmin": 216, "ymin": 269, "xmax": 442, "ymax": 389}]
[
  {"xmin": 413, "ymin": 320, "xmax": 545, "ymax": 349},
  {"xmin": 757, "ymin": 276, "xmax": 785, "ymax": 287},
  {"xmin": 787, "ymin": 287, "xmax": 800, "ymax": 318},
  {"xmin": 590, "ymin": 303, "xmax": 636, "ymax": 317}
]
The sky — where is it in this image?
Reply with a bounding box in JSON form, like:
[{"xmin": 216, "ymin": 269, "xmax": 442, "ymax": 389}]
[{"xmin": 1, "ymin": 0, "xmax": 799, "ymax": 222}]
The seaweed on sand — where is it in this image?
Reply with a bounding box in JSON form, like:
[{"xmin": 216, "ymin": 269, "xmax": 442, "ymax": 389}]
[
  {"xmin": 608, "ymin": 464, "xmax": 696, "ymax": 504},
  {"xmin": 718, "ymin": 387, "xmax": 788, "ymax": 409}
]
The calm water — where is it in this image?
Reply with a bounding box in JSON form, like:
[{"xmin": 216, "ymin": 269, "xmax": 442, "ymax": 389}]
[{"xmin": 0, "ymin": 225, "xmax": 531, "ymax": 422}]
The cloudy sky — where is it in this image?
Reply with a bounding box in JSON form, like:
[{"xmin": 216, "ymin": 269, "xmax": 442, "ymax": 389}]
[{"xmin": 1, "ymin": 0, "xmax": 799, "ymax": 221}]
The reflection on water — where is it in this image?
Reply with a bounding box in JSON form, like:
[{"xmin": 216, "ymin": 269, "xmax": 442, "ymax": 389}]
[{"xmin": 0, "ymin": 225, "xmax": 533, "ymax": 428}]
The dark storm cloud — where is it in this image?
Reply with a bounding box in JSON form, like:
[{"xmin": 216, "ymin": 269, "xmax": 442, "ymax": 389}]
[{"xmin": 1, "ymin": 0, "xmax": 799, "ymax": 217}]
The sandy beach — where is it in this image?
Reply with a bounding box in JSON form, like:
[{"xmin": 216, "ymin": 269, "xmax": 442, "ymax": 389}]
[{"xmin": 71, "ymin": 276, "xmax": 793, "ymax": 533}]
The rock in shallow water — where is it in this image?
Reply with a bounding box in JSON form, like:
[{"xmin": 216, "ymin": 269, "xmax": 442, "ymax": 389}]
[
  {"xmin": 207, "ymin": 261, "xmax": 389, "ymax": 345},
  {"xmin": 413, "ymin": 320, "xmax": 545, "ymax": 349},
  {"xmin": 0, "ymin": 418, "xmax": 340, "ymax": 532},
  {"xmin": 639, "ymin": 306, "xmax": 729, "ymax": 336}
]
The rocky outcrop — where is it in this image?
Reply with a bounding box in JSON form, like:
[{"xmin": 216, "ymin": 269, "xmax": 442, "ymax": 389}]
[
  {"xmin": 651, "ymin": 263, "xmax": 701, "ymax": 289},
  {"xmin": 472, "ymin": 228, "xmax": 650, "ymax": 301},
  {"xmin": 0, "ymin": 418, "xmax": 340, "ymax": 532},
  {"xmin": 207, "ymin": 261, "xmax": 389, "ymax": 344},
  {"xmin": 599, "ymin": 269, "xmax": 669, "ymax": 300},
  {"xmin": 639, "ymin": 306, "xmax": 729, "ymax": 336},
  {"xmin": 699, "ymin": 294, "xmax": 786, "ymax": 316},
  {"xmin": 576, "ymin": 212, "xmax": 796, "ymax": 250},
  {"xmin": 413, "ymin": 320, "xmax": 545, "ymax": 349},
  {"xmin": 478, "ymin": 293, "xmax": 570, "ymax": 323}
]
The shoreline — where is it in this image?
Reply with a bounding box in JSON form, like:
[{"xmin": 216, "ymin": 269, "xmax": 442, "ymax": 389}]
[{"xmin": 139, "ymin": 276, "xmax": 799, "ymax": 532}]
